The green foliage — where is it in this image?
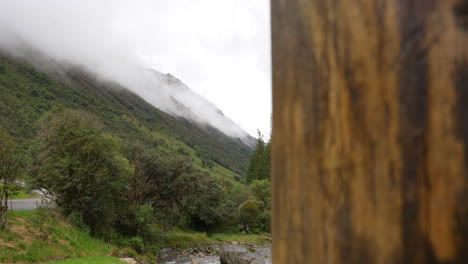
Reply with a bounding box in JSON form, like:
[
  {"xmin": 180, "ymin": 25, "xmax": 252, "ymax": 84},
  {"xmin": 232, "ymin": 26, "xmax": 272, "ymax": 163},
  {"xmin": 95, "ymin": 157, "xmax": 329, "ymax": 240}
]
[
  {"xmin": 158, "ymin": 229, "xmax": 270, "ymax": 249},
  {"xmin": 183, "ymin": 173, "xmax": 238, "ymax": 230},
  {"xmin": 0, "ymin": 210, "xmax": 115, "ymax": 263},
  {"xmin": 68, "ymin": 212, "xmax": 91, "ymax": 234},
  {"xmin": 31, "ymin": 110, "xmax": 132, "ymax": 237},
  {"xmin": 0, "ymin": 55, "xmax": 253, "ymax": 175},
  {"xmin": 127, "ymin": 144, "xmax": 237, "ymax": 232},
  {"xmin": 249, "ymin": 179, "xmax": 271, "ymax": 210},
  {"xmin": 0, "ymin": 54, "xmax": 267, "ymax": 254},
  {"xmin": 43, "ymin": 256, "xmax": 126, "ymax": 264},
  {"xmin": 202, "ymin": 159, "xmax": 215, "ymax": 169},
  {"xmin": 126, "ymin": 144, "xmax": 198, "ymax": 228},
  {"xmin": 127, "ymin": 236, "xmax": 144, "ymax": 253},
  {"xmin": 228, "ymin": 183, "xmax": 254, "ymax": 207},
  {"xmin": 0, "ymin": 128, "xmax": 23, "ymax": 227},
  {"xmin": 238, "ymin": 200, "xmax": 263, "ymax": 227},
  {"xmin": 244, "ymin": 131, "xmax": 270, "ymax": 183},
  {"xmin": 241, "ymin": 132, "xmax": 271, "ymax": 233},
  {"xmin": 134, "ymin": 204, "xmax": 162, "ymax": 250},
  {"xmin": 208, "ymin": 233, "xmax": 270, "ymax": 245},
  {"xmin": 258, "ymin": 210, "xmax": 271, "ymax": 233},
  {"xmin": 10, "ymin": 189, "xmax": 39, "ymax": 199},
  {"xmin": 161, "ymin": 229, "xmax": 211, "ymax": 248},
  {"xmin": 31, "ymin": 199, "xmax": 58, "ymax": 240},
  {"xmin": 238, "ymin": 194, "xmax": 270, "ymax": 234},
  {"xmin": 248, "ymin": 179, "xmax": 271, "ymax": 233}
]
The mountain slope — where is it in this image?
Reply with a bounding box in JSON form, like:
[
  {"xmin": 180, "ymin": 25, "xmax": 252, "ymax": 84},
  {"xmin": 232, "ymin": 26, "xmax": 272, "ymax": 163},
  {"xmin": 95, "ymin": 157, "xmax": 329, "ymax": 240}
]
[
  {"xmin": 0, "ymin": 53, "xmax": 253, "ymax": 174},
  {"xmin": 151, "ymin": 71, "xmax": 256, "ymax": 148}
]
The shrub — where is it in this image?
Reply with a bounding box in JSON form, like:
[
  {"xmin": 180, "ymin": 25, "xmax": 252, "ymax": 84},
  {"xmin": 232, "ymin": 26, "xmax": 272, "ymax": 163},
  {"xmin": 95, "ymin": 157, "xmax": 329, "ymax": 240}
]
[
  {"xmin": 67, "ymin": 212, "xmax": 90, "ymax": 234},
  {"xmin": 238, "ymin": 200, "xmax": 263, "ymax": 228},
  {"xmin": 31, "ymin": 199, "xmax": 57, "ymax": 240},
  {"xmin": 135, "ymin": 204, "xmax": 162, "ymax": 248},
  {"xmin": 129, "ymin": 236, "xmax": 144, "ymax": 253}
]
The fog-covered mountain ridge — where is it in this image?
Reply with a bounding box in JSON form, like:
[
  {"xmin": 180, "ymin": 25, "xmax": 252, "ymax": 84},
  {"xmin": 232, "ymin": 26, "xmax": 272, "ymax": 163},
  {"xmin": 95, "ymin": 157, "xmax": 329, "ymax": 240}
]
[
  {"xmin": 0, "ymin": 51, "xmax": 255, "ymax": 173},
  {"xmin": 149, "ymin": 70, "xmax": 256, "ymax": 147}
]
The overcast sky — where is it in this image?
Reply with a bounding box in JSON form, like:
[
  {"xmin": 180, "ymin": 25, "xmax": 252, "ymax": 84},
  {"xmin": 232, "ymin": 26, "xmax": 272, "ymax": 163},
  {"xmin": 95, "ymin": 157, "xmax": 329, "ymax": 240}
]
[{"xmin": 0, "ymin": 0, "xmax": 272, "ymax": 138}]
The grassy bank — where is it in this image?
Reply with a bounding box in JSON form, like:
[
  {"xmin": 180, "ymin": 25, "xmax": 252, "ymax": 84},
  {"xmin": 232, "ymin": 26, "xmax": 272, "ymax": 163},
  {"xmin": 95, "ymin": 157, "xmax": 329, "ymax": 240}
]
[
  {"xmin": 43, "ymin": 256, "xmax": 125, "ymax": 264},
  {"xmin": 162, "ymin": 229, "xmax": 270, "ymax": 249},
  {"xmin": 10, "ymin": 191, "xmax": 41, "ymax": 199},
  {"xmin": 0, "ymin": 211, "xmax": 116, "ymax": 263},
  {"xmin": 0, "ymin": 211, "xmax": 270, "ymax": 263}
]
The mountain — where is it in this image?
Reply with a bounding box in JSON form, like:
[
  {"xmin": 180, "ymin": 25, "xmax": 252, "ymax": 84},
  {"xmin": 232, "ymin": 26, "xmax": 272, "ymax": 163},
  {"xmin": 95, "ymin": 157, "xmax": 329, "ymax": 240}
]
[
  {"xmin": 0, "ymin": 52, "xmax": 254, "ymax": 175},
  {"xmin": 153, "ymin": 71, "xmax": 256, "ymax": 148}
]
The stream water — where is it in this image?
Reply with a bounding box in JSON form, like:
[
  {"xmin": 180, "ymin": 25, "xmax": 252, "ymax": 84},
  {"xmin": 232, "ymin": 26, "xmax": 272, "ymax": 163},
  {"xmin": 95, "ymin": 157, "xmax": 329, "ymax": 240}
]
[
  {"xmin": 159, "ymin": 255, "xmax": 220, "ymax": 264},
  {"xmin": 159, "ymin": 246, "xmax": 271, "ymax": 264}
]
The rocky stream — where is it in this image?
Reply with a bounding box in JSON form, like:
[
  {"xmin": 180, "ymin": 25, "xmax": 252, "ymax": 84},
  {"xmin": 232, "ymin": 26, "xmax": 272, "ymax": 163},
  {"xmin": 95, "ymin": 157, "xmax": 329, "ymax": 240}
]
[{"xmin": 158, "ymin": 242, "xmax": 271, "ymax": 264}]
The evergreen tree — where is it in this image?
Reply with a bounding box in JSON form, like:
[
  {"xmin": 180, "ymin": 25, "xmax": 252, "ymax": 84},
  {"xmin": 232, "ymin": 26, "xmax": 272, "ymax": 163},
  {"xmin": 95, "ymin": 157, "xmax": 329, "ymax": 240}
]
[{"xmin": 245, "ymin": 130, "xmax": 270, "ymax": 183}]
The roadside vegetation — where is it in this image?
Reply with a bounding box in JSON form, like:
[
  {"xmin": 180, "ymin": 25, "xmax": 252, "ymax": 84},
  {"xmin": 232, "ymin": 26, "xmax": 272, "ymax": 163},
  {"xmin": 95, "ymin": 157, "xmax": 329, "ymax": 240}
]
[{"xmin": 9, "ymin": 190, "xmax": 40, "ymax": 199}]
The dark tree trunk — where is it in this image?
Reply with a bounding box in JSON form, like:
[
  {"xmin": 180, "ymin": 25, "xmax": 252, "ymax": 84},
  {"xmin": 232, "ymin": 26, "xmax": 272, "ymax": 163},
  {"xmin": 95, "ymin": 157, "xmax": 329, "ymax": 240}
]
[{"xmin": 0, "ymin": 194, "xmax": 8, "ymax": 228}]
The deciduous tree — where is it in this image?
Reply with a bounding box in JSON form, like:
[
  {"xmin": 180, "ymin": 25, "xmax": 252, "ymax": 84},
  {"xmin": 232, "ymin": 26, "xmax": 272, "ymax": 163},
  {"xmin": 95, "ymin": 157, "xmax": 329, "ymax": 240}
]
[
  {"xmin": 31, "ymin": 110, "xmax": 132, "ymax": 236},
  {"xmin": 0, "ymin": 129, "xmax": 22, "ymax": 228}
]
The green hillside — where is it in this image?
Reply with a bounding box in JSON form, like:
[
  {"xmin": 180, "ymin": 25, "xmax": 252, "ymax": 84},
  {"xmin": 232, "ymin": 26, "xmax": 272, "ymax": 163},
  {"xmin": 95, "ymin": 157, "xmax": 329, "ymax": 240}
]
[
  {"xmin": 0, "ymin": 211, "xmax": 117, "ymax": 263},
  {"xmin": 0, "ymin": 53, "xmax": 272, "ymax": 261},
  {"xmin": 0, "ymin": 53, "xmax": 253, "ymax": 176}
]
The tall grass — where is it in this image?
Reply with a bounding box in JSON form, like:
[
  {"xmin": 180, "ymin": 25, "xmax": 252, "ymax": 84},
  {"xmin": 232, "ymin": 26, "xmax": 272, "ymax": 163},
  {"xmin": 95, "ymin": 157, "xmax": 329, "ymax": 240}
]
[
  {"xmin": 0, "ymin": 211, "xmax": 115, "ymax": 263},
  {"xmin": 161, "ymin": 228, "xmax": 270, "ymax": 249},
  {"xmin": 43, "ymin": 256, "xmax": 125, "ymax": 264}
]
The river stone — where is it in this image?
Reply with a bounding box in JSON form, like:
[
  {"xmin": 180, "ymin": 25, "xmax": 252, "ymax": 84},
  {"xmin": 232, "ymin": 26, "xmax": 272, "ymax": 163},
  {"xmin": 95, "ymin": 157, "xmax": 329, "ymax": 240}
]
[
  {"xmin": 220, "ymin": 245, "xmax": 265, "ymax": 264},
  {"xmin": 119, "ymin": 258, "xmax": 138, "ymax": 264}
]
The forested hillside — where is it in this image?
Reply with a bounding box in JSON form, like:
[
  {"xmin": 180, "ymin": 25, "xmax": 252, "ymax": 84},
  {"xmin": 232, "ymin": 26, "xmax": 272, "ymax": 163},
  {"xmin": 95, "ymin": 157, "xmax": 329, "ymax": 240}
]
[
  {"xmin": 0, "ymin": 53, "xmax": 253, "ymax": 175},
  {"xmin": 0, "ymin": 52, "xmax": 272, "ymax": 259}
]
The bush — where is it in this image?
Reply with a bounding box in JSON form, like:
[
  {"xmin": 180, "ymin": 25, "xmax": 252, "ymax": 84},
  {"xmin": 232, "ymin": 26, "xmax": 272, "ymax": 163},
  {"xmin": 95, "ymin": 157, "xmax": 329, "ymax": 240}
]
[
  {"xmin": 135, "ymin": 204, "xmax": 162, "ymax": 247},
  {"xmin": 258, "ymin": 211, "xmax": 271, "ymax": 233},
  {"xmin": 31, "ymin": 110, "xmax": 132, "ymax": 237},
  {"xmin": 238, "ymin": 200, "xmax": 263, "ymax": 228},
  {"xmin": 31, "ymin": 199, "xmax": 57, "ymax": 240},
  {"xmin": 249, "ymin": 180, "xmax": 271, "ymax": 210},
  {"xmin": 128, "ymin": 236, "xmax": 144, "ymax": 253},
  {"xmin": 67, "ymin": 212, "xmax": 90, "ymax": 234}
]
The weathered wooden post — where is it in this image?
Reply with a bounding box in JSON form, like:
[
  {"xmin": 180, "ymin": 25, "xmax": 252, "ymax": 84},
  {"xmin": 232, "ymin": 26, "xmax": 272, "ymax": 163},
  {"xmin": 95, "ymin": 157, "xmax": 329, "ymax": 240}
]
[{"xmin": 271, "ymin": 0, "xmax": 468, "ymax": 263}]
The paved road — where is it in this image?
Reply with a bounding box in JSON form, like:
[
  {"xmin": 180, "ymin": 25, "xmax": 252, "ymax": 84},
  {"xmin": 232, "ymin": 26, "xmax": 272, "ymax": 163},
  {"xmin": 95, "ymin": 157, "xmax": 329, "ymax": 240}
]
[{"xmin": 10, "ymin": 198, "xmax": 42, "ymax": 211}]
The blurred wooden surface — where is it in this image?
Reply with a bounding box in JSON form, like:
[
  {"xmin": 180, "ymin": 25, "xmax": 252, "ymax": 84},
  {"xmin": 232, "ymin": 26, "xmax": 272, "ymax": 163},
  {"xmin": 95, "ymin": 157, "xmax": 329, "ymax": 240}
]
[{"xmin": 271, "ymin": 0, "xmax": 468, "ymax": 263}]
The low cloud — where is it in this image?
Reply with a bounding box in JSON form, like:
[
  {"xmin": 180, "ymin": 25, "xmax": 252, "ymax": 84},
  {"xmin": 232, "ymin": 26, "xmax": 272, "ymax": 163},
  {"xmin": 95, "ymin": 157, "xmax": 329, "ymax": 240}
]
[{"xmin": 0, "ymin": 0, "xmax": 271, "ymax": 140}]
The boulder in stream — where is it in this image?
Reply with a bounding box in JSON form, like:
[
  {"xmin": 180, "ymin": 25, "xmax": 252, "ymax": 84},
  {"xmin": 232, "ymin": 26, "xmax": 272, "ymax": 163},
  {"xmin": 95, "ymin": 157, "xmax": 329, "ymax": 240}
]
[{"xmin": 219, "ymin": 245, "xmax": 266, "ymax": 264}]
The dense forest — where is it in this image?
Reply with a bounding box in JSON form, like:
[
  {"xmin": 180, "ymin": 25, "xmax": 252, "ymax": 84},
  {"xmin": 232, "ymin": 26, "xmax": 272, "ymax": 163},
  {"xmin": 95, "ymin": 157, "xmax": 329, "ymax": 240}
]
[{"xmin": 0, "ymin": 53, "xmax": 271, "ymax": 255}]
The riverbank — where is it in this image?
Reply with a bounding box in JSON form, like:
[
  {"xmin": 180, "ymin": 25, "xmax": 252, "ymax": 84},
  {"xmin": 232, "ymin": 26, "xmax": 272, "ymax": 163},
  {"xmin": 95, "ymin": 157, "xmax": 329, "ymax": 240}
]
[
  {"xmin": 161, "ymin": 230, "xmax": 270, "ymax": 248},
  {"xmin": 158, "ymin": 242, "xmax": 271, "ymax": 264},
  {"xmin": 0, "ymin": 210, "xmax": 270, "ymax": 263},
  {"xmin": 155, "ymin": 230, "xmax": 270, "ymax": 263}
]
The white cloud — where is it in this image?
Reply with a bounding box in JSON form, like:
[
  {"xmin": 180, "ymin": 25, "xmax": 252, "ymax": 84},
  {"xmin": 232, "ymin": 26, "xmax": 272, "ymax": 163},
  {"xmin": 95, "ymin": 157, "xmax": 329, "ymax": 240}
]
[{"xmin": 0, "ymin": 0, "xmax": 271, "ymax": 138}]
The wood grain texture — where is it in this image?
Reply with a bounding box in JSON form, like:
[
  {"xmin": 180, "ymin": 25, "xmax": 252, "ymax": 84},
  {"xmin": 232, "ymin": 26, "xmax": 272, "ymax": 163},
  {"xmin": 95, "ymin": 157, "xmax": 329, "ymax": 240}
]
[{"xmin": 271, "ymin": 0, "xmax": 468, "ymax": 263}]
